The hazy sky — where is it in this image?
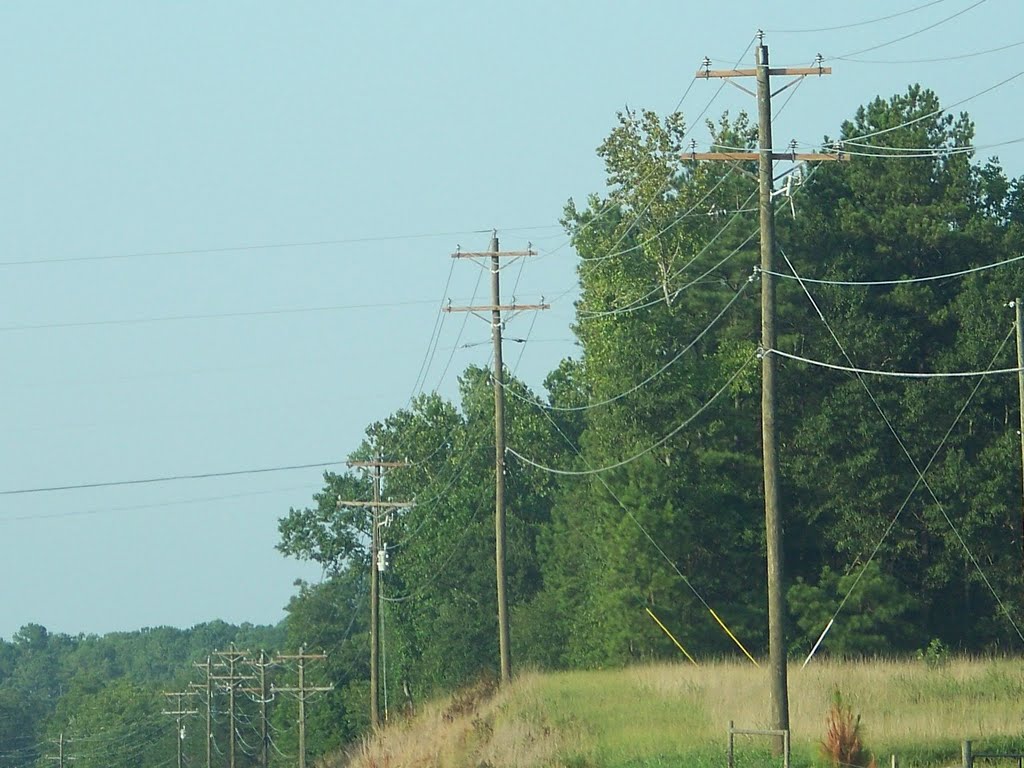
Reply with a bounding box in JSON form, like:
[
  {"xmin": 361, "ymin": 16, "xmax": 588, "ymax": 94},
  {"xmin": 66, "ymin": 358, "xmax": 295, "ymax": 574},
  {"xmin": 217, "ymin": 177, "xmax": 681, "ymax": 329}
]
[{"xmin": 1, "ymin": 1, "xmax": 1021, "ymax": 640}]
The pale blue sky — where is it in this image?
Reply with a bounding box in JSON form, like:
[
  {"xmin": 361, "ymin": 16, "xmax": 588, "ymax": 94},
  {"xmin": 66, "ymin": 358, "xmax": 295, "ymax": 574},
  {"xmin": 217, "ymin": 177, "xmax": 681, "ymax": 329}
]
[{"xmin": 1, "ymin": 1, "xmax": 1021, "ymax": 639}]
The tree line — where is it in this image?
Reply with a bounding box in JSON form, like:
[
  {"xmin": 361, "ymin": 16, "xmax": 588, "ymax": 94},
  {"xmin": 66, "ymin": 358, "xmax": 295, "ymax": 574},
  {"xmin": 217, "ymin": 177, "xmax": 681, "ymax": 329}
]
[{"xmin": 277, "ymin": 84, "xmax": 1024, "ymax": 745}]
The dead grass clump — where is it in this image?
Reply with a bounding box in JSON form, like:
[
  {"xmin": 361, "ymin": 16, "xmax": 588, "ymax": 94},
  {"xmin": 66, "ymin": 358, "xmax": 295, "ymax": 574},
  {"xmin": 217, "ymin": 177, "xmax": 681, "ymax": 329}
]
[
  {"xmin": 442, "ymin": 674, "xmax": 499, "ymax": 722},
  {"xmin": 821, "ymin": 689, "xmax": 874, "ymax": 768}
]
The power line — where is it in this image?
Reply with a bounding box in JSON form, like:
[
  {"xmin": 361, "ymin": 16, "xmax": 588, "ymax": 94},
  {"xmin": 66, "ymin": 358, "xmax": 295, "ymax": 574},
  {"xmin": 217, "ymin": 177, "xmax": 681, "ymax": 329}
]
[
  {"xmin": 0, "ymin": 299, "xmax": 442, "ymax": 333},
  {"xmin": 0, "ymin": 485, "xmax": 312, "ymax": 524},
  {"xmin": 0, "ymin": 225, "xmax": 561, "ymax": 268},
  {"xmin": 512, "ymin": 353, "xmax": 759, "ymax": 665},
  {"xmin": 768, "ymin": 0, "xmax": 953, "ymax": 33},
  {"xmin": 840, "ymin": 38, "xmax": 1024, "ymax": 64},
  {"xmin": 768, "ymin": 347, "xmax": 1023, "ymax": 378},
  {"xmin": 762, "ymin": 252, "xmax": 1024, "ymax": 286},
  {"xmin": 575, "ymin": 37, "xmax": 758, "ymax": 267},
  {"xmin": 503, "ymin": 279, "xmax": 751, "ymax": 413},
  {"xmin": 0, "ymin": 461, "xmax": 345, "ymax": 496},
  {"xmin": 827, "ymin": 0, "xmax": 989, "ymax": 60},
  {"xmin": 779, "ymin": 247, "xmax": 1024, "ymax": 655},
  {"xmin": 838, "ymin": 68, "xmax": 1024, "ymax": 145},
  {"xmin": 507, "ymin": 353, "xmax": 755, "ymax": 476}
]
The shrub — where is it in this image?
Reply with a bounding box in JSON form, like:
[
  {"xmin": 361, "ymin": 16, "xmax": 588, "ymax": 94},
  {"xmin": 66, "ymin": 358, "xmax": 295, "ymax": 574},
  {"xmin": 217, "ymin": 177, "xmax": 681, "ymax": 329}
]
[{"xmin": 821, "ymin": 689, "xmax": 874, "ymax": 768}]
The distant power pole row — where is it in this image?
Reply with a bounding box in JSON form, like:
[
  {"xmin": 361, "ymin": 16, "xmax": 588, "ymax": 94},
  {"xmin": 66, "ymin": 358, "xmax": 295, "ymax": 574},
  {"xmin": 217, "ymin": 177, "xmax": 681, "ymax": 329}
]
[
  {"xmin": 158, "ymin": 644, "xmax": 331, "ymax": 768},
  {"xmin": 46, "ymin": 733, "xmax": 74, "ymax": 768}
]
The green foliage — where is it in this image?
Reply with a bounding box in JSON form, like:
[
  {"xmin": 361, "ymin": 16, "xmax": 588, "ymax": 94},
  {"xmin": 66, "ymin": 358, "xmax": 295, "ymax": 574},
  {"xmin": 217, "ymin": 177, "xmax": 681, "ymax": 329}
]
[
  {"xmin": 788, "ymin": 562, "xmax": 922, "ymax": 657},
  {"xmin": 916, "ymin": 639, "xmax": 950, "ymax": 669},
  {"xmin": 276, "ymin": 83, "xmax": 1024, "ymax": 764}
]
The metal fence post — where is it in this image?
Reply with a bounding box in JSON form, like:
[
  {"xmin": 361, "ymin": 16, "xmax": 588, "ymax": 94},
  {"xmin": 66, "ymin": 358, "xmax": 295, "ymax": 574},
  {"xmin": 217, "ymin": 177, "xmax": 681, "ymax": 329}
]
[
  {"xmin": 783, "ymin": 729, "xmax": 791, "ymax": 768},
  {"xmin": 728, "ymin": 721, "xmax": 735, "ymax": 768},
  {"xmin": 963, "ymin": 740, "xmax": 973, "ymax": 768}
]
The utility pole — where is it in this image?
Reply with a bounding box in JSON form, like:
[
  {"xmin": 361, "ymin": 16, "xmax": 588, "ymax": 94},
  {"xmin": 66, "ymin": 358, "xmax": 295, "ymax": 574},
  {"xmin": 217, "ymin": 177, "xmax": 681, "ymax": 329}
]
[
  {"xmin": 190, "ymin": 656, "xmax": 213, "ymax": 768},
  {"xmin": 240, "ymin": 651, "xmax": 275, "ymax": 768},
  {"xmin": 210, "ymin": 647, "xmax": 254, "ymax": 768},
  {"xmin": 162, "ymin": 691, "xmax": 199, "ymax": 768},
  {"xmin": 693, "ymin": 32, "xmax": 841, "ymax": 749},
  {"xmin": 340, "ymin": 458, "xmax": 411, "ymax": 730},
  {"xmin": 273, "ymin": 647, "xmax": 332, "ymax": 768},
  {"xmin": 47, "ymin": 733, "xmax": 73, "ymax": 768},
  {"xmin": 443, "ymin": 231, "xmax": 549, "ymax": 684},
  {"xmin": 1015, "ymin": 298, "xmax": 1024, "ymax": 561}
]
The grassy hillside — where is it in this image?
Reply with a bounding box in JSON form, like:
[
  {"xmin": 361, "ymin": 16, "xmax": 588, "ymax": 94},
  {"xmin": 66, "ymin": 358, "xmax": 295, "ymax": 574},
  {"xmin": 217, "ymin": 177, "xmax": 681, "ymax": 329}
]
[{"xmin": 336, "ymin": 658, "xmax": 1024, "ymax": 768}]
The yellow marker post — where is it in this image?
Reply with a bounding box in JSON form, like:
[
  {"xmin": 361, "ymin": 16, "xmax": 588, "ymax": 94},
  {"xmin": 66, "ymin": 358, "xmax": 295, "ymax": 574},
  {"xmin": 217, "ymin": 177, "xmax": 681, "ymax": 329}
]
[
  {"xmin": 645, "ymin": 607, "xmax": 697, "ymax": 665},
  {"xmin": 707, "ymin": 607, "xmax": 760, "ymax": 668}
]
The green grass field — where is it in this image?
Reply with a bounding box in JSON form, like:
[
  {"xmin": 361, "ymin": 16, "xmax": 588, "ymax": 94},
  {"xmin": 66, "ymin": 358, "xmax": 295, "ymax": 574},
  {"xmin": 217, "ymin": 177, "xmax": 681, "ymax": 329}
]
[{"xmin": 340, "ymin": 658, "xmax": 1024, "ymax": 768}]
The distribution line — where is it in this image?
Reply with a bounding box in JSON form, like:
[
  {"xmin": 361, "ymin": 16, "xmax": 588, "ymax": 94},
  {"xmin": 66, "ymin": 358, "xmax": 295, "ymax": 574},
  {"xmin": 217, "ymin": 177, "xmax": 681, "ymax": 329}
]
[
  {"xmin": 712, "ymin": 138, "xmax": 1024, "ymax": 157},
  {"xmin": 839, "ymin": 69, "xmax": 1024, "ymax": 145},
  {"xmin": 768, "ymin": 348, "xmax": 1022, "ymax": 378},
  {"xmin": 0, "ymin": 225, "xmax": 560, "ymax": 268},
  {"xmin": 823, "ymin": 140, "xmax": 1024, "ymax": 158},
  {"xmin": 517, "ymin": 365, "xmax": 759, "ymax": 666},
  {"xmin": 779, "ymin": 247, "xmax": 1024, "ymax": 659},
  {"xmin": 827, "ymin": 0, "xmax": 989, "ymax": 60},
  {"xmin": 504, "ymin": 280, "xmax": 751, "ymax": 413},
  {"xmin": 0, "ymin": 298, "xmax": 442, "ymax": 333},
  {"xmin": 763, "ymin": 252, "xmax": 1024, "ymax": 286},
  {"xmin": 380, "ymin": 496, "xmax": 490, "ymax": 603},
  {"xmin": 577, "ymin": 35, "xmax": 757, "ymax": 266},
  {"xmin": 374, "ymin": 249, "xmax": 488, "ymax": 478},
  {"xmin": 0, "ymin": 461, "xmax": 346, "ymax": 496},
  {"xmin": 768, "ymin": 0, "xmax": 952, "ymax": 33},
  {"xmin": 581, "ymin": 162, "xmax": 827, "ymax": 322},
  {"xmin": 408, "ymin": 258, "xmax": 456, "ymax": 399},
  {"xmin": 525, "ymin": 41, "xmax": 728, "ymax": 271},
  {"xmin": 507, "ymin": 353, "xmax": 755, "ymax": 476},
  {"xmin": 578, "ymin": 186, "xmax": 758, "ymax": 319},
  {"xmin": 840, "ymin": 38, "xmax": 1024, "ymax": 65},
  {"xmin": 578, "ymin": 164, "xmax": 746, "ymax": 268},
  {"xmin": 801, "ymin": 329, "xmax": 1012, "ymax": 667},
  {"xmin": 839, "ymin": 136, "xmax": 1022, "ymax": 152},
  {"xmin": 0, "ymin": 484, "xmax": 312, "ymax": 524}
]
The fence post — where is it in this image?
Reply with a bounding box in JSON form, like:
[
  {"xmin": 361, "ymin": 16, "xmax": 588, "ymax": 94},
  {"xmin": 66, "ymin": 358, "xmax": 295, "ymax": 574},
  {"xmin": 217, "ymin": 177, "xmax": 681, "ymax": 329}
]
[
  {"xmin": 728, "ymin": 721, "xmax": 735, "ymax": 768},
  {"xmin": 891, "ymin": 754, "xmax": 898, "ymax": 768},
  {"xmin": 963, "ymin": 740, "xmax": 973, "ymax": 768},
  {"xmin": 783, "ymin": 729, "xmax": 791, "ymax": 768}
]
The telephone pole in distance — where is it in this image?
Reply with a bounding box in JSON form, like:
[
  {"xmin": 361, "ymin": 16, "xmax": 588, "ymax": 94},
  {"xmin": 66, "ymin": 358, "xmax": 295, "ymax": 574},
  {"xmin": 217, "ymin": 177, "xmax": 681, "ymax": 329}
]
[
  {"xmin": 161, "ymin": 691, "xmax": 199, "ymax": 768},
  {"xmin": 273, "ymin": 647, "xmax": 332, "ymax": 768},
  {"xmin": 340, "ymin": 458, "xmax": 410, "ymax": 730}
]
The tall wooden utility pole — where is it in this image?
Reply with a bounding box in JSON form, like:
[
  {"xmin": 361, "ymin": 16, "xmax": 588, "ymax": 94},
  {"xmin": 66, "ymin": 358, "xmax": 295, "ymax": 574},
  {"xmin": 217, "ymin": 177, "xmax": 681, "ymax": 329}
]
[
  {"xmin": 692, "ymin": 32, "xmax": 841, "ymax": 748},
  {"xmin": 210, "ymin": 647, "xmax": 253, "ymax": 768},
  {"xmin": 341, "ymin": 458, "xmax": 410, "ymax": 729},
  {"xmin": 161, "ymin": 692, "xmax": 199, "ymax": 768},
  {"xmin": 444, "ymin": 232, "xmax": 549, "ymax": 684},
  {"xmin": 47, "ymin": 733, "xmax": 73, "ymax": 768},
  {"xmin": 273, "ymin": 647, "xmax": 332, "ymax": 768},
  {"xmin": 1015, "ymin": 298, "xmax": 1024, "ymax": 561},
  {"xmin": 240, "ymin": 651, "xmax": 275, "ymax": 768},
  {"xmin": 190, "ymin": 656, "xmax": 213, "ymax": 768}
]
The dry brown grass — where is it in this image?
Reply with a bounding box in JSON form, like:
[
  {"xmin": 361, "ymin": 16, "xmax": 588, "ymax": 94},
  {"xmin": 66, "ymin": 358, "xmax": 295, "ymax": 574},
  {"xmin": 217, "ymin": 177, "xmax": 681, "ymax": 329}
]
[
  {"xmin": 334, "ymin": 657, "xmax": 1024, "ymax": 768},
  {"xmin": 337, "ymin": 673, "xmax": 581, "ymax": 768}
]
